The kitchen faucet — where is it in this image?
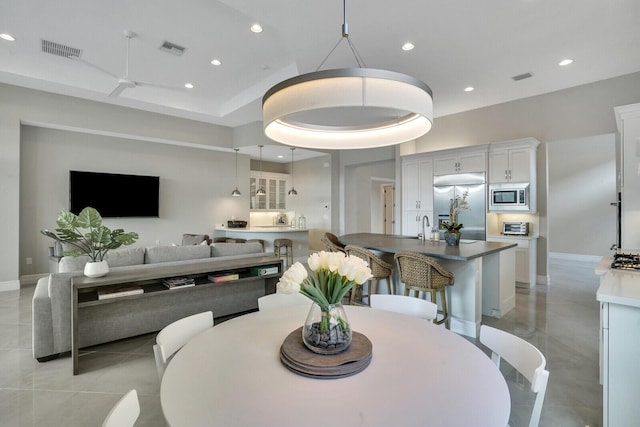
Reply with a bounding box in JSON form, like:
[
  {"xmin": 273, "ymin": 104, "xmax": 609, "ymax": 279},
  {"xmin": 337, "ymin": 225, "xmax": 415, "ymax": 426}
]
[{"xmin": 421, "ymin": 215, "xmax": 430, "ymax": 241}]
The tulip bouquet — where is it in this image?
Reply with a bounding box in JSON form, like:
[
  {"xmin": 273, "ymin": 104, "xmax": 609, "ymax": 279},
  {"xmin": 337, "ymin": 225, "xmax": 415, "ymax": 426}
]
[{"xmin": 277, "ymin": 251, "xmax": 372, "ymax": 334}]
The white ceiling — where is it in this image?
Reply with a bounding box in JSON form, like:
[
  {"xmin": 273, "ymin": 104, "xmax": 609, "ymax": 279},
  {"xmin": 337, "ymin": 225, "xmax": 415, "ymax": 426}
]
[{"xmin": 2, "ymin": 0, "xmax": 640, "ymax": 162}]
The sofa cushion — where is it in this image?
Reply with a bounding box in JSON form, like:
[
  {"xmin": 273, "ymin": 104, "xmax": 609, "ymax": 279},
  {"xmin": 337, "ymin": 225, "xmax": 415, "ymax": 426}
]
[
  {"xmin": 182, "ymin": 234, "xmax": 211, "ymax": 245},
  {"xmin": 58, "ymin": 255, "xmax": 91, "ymax": 273},
  {"xmin": 210, "ymin": 242, "xmax": 264, "ymax": 257},
  {"xmin": 58, "ymin": 247, "xmax": 147, "ymax": 272},
  {"xmin": 105, "ymin": 247, "xmax": 146, "ymax": 267},
  {"xmin": 145, "ymin": 245, "xmax": 211, "ymax": 264}
]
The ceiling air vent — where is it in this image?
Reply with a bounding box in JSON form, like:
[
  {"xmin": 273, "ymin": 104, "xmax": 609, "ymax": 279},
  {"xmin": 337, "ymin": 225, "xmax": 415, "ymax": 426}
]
[
  {"xmin": 512, "ymin": 72, "xmax": 533, "ymax": 82},
  {"xmin": 159, "ymin": 41, "xmax": 187, "ymax": 56},
  {"xmin": 41, "ymin": 39, "xmax": 82, "ymax": 58}
]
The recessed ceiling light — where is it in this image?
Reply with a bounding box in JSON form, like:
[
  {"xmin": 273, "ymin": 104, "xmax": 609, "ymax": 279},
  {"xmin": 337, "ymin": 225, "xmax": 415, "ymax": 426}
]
[
  {"xmin": 559, "ymin": 58, "xmax": 573, "ymax": 66},
  {"xmin": 250, "ymin": 24, "xmax": 263, "ymax": 33},
  {"xmin": 277, "ymin": 155, "xmax": 284, "ymax": 159},
  {"xmin": 402, "ymin": 42, "xmax": 415, "ymax": 51},
  {"xmin": 184, "ymin": 83, "xmax": 194, "ymax": 89},
  {"xmin": 211, "ymin": 59, "xmax": 222, "ymax": 66},
  {"xmin": 464, "ymin": 86, "xmax": 475, "ymax": 92},
  {"xmin": 0, "ymin": 33, "xmax": 15, "ymax": 41}
]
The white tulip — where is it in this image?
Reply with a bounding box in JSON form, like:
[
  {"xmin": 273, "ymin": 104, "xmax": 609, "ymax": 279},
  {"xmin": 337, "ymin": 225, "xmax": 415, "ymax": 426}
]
[{"xmin": 286, "ymin": 262, "xmax": 308, "ymax": 284}]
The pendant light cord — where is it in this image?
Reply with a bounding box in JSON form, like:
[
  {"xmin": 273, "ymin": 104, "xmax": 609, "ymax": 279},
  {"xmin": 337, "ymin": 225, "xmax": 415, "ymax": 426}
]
[
  {"xmin": 234, "ymin": 148, "xmax": 239, "ymax": 186},
  {"xmin": 315, "ymin": 0, "xmax": 366, "ymax": 71},
  {"xmin": 290, "ymin": 148, "xmax": 295, "ymax": 187}
]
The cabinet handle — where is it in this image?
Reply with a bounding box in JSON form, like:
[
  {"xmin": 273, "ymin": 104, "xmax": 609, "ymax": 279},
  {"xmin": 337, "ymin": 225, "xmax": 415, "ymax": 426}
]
[{"xmin": 505, "ymin": 170, "xmax": 508, "ymax": 179}]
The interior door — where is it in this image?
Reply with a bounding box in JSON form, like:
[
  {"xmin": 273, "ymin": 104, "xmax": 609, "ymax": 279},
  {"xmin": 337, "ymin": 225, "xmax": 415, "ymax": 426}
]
[{"xmin": 383, "ymin": 184, "xmax": 394, "ymax": 234}]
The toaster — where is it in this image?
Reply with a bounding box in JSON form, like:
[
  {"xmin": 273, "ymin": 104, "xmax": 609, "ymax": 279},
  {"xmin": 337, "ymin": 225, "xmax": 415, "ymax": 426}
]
[{"xmin": 503, "ymin": 222, "xmax": 529, "ymax": 236}]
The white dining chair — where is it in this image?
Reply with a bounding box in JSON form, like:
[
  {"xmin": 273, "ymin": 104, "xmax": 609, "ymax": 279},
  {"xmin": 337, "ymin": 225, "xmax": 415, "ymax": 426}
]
[
  {"xmin": 258, "ymin": 292, "xmax": 311, "ymax": 311},
  {"xmin": 479, "ymin": 325, "xmax": 550, "ymax": 427},
  {"xmin": 102, "ymin": 389, "xmax": 140, "ymax": 427},
  {"xmin": 153, "ymin": 311, "xmax": 213, "ymax": 380},
  {"xmin": 370, "ymin": 294, "xmax": 438, "ymax": 321}
]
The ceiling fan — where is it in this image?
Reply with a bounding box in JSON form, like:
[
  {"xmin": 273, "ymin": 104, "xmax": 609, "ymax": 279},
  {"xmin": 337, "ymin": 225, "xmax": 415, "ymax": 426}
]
[{"xmin": 75, "ymin": 30, "xmax": 181, "ymax": 97}]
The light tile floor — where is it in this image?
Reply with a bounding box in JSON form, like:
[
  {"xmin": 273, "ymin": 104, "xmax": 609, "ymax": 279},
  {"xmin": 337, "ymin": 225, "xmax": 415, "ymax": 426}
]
[{"xmin": 1, "ymin": 257, "xmax": 602, "ymax": 426}]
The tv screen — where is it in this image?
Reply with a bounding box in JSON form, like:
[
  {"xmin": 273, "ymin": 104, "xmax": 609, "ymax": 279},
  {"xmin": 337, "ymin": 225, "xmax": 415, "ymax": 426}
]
[{"xmin": 69, "ymin": 170, "xmax": 160, "ymax": 217}]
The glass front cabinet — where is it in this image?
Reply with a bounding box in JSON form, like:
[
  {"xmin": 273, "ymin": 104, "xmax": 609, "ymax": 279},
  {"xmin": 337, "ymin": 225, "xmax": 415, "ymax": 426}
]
[{"xmin": 249, "ymin": 172, "xmax": 289, "ymax": 210}]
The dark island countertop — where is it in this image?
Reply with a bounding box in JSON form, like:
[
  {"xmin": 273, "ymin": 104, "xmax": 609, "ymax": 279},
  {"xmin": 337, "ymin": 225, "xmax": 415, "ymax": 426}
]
[{"xmin": 340, "ymin": 233, "xmax": 517, "ymax": 261}]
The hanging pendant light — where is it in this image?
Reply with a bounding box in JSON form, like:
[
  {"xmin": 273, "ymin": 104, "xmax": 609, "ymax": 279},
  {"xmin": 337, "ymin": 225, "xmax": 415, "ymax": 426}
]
[
  {"xmin": 288, "ymin": 147, "xmax": 298, "ymax": 196},
  {"xmin": 256, "ymin": 145, "xmax": 266, "ymax": 196},
  {"xmin": 262, "ymin": 0, "xmax": 432, "ymax": 150},
  {"xmin": 231, "ymin": 148, "xmax": 241, "ymax": 197}
]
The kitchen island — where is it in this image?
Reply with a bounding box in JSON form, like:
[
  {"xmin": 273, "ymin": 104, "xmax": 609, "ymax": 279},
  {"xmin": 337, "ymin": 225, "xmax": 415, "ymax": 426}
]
[
  {"xmin": 214, "ymin": 227, "xmax": 309, "ymax": 264},
  {"xmin": 340, "ymin": 233, "xmax": 517, "ymax": 337}
]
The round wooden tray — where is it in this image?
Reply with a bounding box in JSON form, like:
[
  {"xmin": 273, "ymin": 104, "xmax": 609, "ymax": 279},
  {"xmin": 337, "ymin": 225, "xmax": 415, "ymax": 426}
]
[{"xmin": 280, "ymin": 327, "xmax": 372, "ymax": 379}]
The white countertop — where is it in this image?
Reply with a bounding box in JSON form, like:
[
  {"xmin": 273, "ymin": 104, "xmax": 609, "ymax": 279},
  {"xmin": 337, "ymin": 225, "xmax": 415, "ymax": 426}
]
[
  {"xmin": 596, "ymin": 256, "xmax": 640, "ymax": 308},
  {"xmin": 486, "ymin": 234, "xmax": 540, "ymax": 241},
  {"xmin": 216, "ymin": 226, "xmax": 309, "ymax": 233}
]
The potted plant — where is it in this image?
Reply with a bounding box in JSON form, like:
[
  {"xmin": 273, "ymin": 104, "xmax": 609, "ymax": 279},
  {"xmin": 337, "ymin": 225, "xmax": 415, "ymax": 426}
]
[
  {"xmin": 41, "ymin": 207, "xmax": 139, "ymax": 277},
  {"xmin": 441, "ymin": 190, "xmax": 470, "ymax": 246}
]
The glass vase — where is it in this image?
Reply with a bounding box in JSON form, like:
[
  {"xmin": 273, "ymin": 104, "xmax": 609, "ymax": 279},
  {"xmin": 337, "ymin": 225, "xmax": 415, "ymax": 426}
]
[{"xmin": 302, "ymin": 302, "xmax": 352, "ymax": 355}]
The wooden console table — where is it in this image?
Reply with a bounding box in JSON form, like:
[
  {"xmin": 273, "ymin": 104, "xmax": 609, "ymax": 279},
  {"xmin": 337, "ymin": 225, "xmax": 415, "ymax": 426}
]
[{"xmin": 71, "ymin": 256, "xmax": 282, "ymax": 375}]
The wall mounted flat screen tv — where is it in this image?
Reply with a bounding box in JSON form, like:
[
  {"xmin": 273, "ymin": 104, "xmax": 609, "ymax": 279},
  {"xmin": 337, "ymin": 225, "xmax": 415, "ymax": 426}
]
[{"xmin": 69, "ymin": 170, "xmax": 160, "ymax": 217}]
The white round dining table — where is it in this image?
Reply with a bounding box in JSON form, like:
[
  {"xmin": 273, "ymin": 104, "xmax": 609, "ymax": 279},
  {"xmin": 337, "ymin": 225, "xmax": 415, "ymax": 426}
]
[{"xmin": 160, "ymin": 305, "xmax": 510, "ymax": 427}]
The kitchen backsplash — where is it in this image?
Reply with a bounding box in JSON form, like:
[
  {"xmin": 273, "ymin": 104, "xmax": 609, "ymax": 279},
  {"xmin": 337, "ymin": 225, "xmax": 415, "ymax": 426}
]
[{"xmin": 249, "ymin": 211, "xmax": 297, "ymax": 227}]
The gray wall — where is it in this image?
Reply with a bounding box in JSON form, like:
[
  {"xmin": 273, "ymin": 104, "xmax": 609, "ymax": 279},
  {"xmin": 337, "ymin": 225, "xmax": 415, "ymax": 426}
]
[
  {"xmin": 343, "ymin": 160, "xmax": 395, "ymax": 234},
  {"xmin": 19, "ymin": 126, "xmax": 250, "ymax": 275},
  {"xmin": 284, "ymin": 155, "xmax": 333, "ymax": 252},
  {"xmin": 548, "ymin": 134, "xmax": 616, "ymax": 256},
  {"xmin": 0, "ymin": 82, "xmax": 234, "ymax": 288}
]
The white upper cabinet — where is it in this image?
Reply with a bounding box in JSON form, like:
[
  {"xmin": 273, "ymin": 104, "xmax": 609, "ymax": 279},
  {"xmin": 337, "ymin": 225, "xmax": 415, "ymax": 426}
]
[
  {"xmin": 402, "ymin": 156, "xmax": 434, "ymax": 236},
  {"xmin": 489, "ymin": 140, "xmax": 538, "ymax": 183},
  {"xmin": 433, "ymin": 150, "xmax": 487, "ymax": 175},
  {"xmin": 249, "ymin": 172, "xmax": 289, "ymax": 210}
]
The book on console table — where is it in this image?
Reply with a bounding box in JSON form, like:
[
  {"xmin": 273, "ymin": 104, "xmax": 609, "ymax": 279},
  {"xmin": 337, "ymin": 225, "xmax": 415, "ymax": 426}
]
[
  {"xmin": 162, "ymin": 277, "xmax": 196, "ymax": 289},
  {"xmin": 97, "ymin": 286, "xmax": 144, "ymax": 300},
  {"xmin": 208, "ymin": 273, "xmax": 240, "ymax": 283}
]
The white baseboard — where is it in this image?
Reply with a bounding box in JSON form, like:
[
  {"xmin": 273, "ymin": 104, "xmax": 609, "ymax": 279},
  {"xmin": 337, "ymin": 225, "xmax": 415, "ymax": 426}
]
[
  {"xmin": 548, "ymin": 252, "xmax": 603, "ymax": 263},
  {"xmin": 0, "ymin": 280, "xmax": 20, "ymax": 292},
  {"xmin": 537, "ymin": 274, "xmax": 550, "ymax": 286},
  {"xmin": 20, "ymin": 273, "xmax": 48, "ymax": 287}
]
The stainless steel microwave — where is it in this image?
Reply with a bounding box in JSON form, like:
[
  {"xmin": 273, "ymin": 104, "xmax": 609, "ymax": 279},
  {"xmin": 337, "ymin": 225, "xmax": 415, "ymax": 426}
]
[{"xmin": 489, "ymin": 183, "xmax": 530, "ymax": 211}]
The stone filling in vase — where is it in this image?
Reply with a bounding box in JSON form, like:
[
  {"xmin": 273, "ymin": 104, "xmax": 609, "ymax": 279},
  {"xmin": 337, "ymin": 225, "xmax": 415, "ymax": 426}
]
[
  {"xmin": 84, "ymin": 260, "xmax": 109, "ymax": 278},
  {"xmin": 302, "ymin": 302, "xmax": 352, "ymax": 355},
  {"xmin": 444, "ymin": 231, "xmax": 461, "ymax": 246}
]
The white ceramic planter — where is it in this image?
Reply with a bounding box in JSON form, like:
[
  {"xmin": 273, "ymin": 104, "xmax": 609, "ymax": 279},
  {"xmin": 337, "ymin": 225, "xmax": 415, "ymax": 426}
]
[{"xmin": 84, "ymin": 260, "xmax": 109, "ymax": 278}]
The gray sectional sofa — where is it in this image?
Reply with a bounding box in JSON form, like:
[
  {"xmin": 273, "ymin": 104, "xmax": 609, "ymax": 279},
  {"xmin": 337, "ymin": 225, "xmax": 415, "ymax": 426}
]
[{"xmin": 33, "ymin": 242, "xmax": 275, "ymax": 362}]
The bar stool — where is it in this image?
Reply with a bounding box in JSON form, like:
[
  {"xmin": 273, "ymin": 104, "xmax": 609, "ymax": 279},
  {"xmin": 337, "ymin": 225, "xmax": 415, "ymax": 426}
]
[
  {"xmin": 321, "ymin": 232, "xmax": 346, "ymax": 253},
  {"xmin": 344, "ymin": 245, "xmax": 394, "ymax": 306},
  {"xmin": 274, "ymin": 238, "xmax": 293, "ymax": 269},
  {"xmin": 394, "ymin": 251, "xmax": 454, "ymax": 327}
]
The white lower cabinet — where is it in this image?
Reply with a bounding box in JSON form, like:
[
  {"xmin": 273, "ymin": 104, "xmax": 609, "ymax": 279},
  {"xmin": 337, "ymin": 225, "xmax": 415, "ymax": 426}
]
[
  {"xmin": 600, "ymin": 300, "xmax": 640, "ymax": 426},
  {"xmin": 486, "ymin": 236, "xmax": 537, "ymax": 288}
]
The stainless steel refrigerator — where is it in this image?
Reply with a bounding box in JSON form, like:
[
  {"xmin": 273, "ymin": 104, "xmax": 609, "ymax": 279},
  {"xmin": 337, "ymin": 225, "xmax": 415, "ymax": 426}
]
[{"xmin": 433, "ymin": 172, "xmax": 486, "ymax": 241}]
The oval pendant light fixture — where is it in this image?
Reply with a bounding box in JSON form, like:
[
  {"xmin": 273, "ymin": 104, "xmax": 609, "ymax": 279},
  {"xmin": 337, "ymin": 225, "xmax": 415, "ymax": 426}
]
[
  {"xmin": 231, "ymin": 148, "xmax": 241, "ymax": 197},
  {"xmin": 262, "ymin": 0, "xmax": 432, "ymax": 150},
  {"xmin": 288, "ymin": 147, "xmax": 298, "ymax": 196}
]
